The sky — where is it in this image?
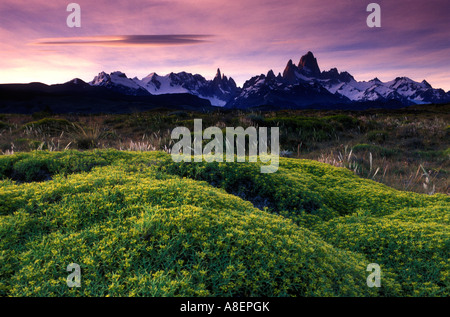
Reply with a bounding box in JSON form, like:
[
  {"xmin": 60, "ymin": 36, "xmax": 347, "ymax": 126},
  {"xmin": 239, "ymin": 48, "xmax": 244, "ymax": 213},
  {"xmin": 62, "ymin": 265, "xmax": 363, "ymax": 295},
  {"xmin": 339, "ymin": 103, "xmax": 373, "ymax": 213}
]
[{"xmin": 0, "ymin": 0, "xmax": 449, "ymax": 91}]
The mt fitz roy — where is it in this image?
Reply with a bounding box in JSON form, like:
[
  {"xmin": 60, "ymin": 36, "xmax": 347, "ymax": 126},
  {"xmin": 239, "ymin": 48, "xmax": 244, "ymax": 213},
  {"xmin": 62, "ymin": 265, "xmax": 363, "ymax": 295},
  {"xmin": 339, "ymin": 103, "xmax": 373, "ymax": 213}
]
[
  {"xmin": 89, "ymin": 51, "xmax": 450, "ymax": 110},
  {"xmin": 2, "ymin": 51, "xmax": 450, "ymax": 114}
]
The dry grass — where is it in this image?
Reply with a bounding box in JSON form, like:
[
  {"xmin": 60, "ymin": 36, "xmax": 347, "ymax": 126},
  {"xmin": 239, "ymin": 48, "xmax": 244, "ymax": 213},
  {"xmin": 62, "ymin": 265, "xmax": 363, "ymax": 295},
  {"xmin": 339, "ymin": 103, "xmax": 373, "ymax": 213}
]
[
  {"xmin": 314, "ymin": 145, "xmax": 448, "ymax": 195},
  {"xmin": 1, "ymin": 106, "xmax": 448, "ymax": 195}
]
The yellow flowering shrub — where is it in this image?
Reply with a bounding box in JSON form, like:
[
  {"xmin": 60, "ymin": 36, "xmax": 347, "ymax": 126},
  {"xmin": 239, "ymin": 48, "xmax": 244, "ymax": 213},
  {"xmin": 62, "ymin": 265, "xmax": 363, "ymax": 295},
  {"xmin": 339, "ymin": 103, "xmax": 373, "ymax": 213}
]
[{"xmin": 0, "ymin": 150, "xmax": 447, "ymax": 297}]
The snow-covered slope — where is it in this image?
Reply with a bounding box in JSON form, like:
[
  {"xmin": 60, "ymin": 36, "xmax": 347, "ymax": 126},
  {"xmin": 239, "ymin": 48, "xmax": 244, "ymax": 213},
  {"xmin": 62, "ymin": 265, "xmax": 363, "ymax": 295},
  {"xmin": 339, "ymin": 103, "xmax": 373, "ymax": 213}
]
[
  {"xmin": 90, "ymin": 69, "xmax": 239, "ymax": 107},
  {"xmin": 90, "ymin": 71, "xmax": 150, "ymax": 96},
  {"xmin": 282, "ymin": 52, "xmax": 450, "ymax": 106},
  {"xmin": 319, "ymin": 76, "xmax": 448, "ymax": 105},
  {"xmin": 228, "ymin": 51, "xmax": 450, "ymax": 109}
]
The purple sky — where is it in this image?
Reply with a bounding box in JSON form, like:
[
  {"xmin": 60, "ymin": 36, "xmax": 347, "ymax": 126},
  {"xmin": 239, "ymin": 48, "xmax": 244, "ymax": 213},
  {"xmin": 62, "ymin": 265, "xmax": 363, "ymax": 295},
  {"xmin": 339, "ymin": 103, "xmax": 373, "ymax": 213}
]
[{"xmin": 1, "ymin": 0, "xmax": 449, "ymax": 90}]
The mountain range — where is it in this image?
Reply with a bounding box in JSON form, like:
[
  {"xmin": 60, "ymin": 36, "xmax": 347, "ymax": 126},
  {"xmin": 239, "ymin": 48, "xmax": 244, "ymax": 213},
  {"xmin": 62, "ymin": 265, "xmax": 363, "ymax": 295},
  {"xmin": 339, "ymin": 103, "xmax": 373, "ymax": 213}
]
[
  {"xmin": 90, "ymin": 68, "xmax": 238, "ymax": 107},
  {"xmin": 1, "ymin": 51, "xmax": 449, "ymax": 113}
]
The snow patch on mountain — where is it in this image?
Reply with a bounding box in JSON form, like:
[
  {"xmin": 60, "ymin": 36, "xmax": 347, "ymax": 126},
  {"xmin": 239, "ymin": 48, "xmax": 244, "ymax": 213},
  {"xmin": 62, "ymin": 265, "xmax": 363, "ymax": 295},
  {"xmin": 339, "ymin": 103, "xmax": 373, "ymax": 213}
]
[{"xmin": 90, "ymin": 69, "xmax": 238, "ymax": 107}]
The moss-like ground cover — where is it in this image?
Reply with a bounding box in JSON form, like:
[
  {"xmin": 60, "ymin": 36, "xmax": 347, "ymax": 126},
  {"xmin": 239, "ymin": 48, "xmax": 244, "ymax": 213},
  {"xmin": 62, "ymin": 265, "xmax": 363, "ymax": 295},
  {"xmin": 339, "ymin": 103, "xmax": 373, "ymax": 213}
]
[{"xmin": 0, "ymin": 150, "xmax": 448, "ymax": 296}]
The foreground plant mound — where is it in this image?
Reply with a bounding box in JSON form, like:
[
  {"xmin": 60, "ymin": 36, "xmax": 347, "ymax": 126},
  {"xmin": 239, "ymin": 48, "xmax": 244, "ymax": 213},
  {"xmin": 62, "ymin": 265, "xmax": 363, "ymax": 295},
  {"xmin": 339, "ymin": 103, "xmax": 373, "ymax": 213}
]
[
  {"xmin": 161, "ymin": 155, "xmax": 450, "ymax": 296},
  {"xmin": 314, "ymin": 206, "xmax": 449, "ymax": 296},
  {"xmin": 0, "ymin": 150, "xmax": 133, "ymax": 183}
]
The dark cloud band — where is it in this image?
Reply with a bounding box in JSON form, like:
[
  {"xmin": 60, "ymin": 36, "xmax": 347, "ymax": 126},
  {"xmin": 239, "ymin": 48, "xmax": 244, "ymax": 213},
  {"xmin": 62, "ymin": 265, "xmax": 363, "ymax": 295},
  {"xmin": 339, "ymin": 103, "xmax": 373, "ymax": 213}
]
[{"xmin": 32, "ymin": 34, "xmax": 213, "ymax": 46}]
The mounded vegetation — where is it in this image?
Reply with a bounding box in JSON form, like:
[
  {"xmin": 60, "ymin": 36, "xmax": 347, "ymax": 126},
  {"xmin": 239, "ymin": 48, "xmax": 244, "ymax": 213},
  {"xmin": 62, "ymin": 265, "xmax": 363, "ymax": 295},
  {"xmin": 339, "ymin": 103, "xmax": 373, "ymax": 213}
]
[{"xmin": 0, "ymin": 150, "xmax": 448, "ymax": 297}]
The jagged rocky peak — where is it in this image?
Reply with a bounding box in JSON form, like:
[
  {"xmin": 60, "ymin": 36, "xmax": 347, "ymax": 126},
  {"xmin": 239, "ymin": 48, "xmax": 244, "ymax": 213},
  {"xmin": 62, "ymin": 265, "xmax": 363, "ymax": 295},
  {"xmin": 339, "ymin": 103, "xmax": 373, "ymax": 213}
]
[
  {"xmin": 393, "ymin": 76, "xmax": 409, "ymax": 83},
  {"xmin": 213, "ymin": 68, "xmax": 226, "ymax": 84},
  {"xmin": 148, "ymin": 72, "xmax": 158, "ymax": 77},
  {"xmin": 298, "ymin": 51, "xmax": 321, "ymax": 76},
  {"xmin": 370, "ymin": 77, "xmax": 382, "ymax": 83},
  {"xmin": 266, "ymin": 69, "xmax": 276, "ymax": 80},
  {"xmin": 90, "ymin": 71, "xmax": 111, "ymax": 85},
  {"xmin": 212, "ymin": 68, "xmax": 237, "ymax": 90},
  {"xmin": 337, "ymin": 71, "xmax": 354, "ymax": 83},
  {"xmin": 284, "ymin": 59, "xmax": 295, "ymax": 71},
  {"xmin": 214, "ymin": 68, "xmax": 223, "ymax": 81},
  {"xmin": 93, "ymin": 71, "xmax": 108, "ymax": 79},
  {"xmin": 91, "ymin": 71, "xmax": 133, "ymax": 85},
  {"xmin": 111, "ymin": 71, "xmax": 127, "ymax": 78},
  {"xmin": 421, "ymin": 80, "xmax": 432, "ymax": 88},
  {"xmin": 328, "ymin": 67, "xmax": 339, "ymax": 74},
  {"xmin": 321, "ymin": 67, "xmax": 339, "ymax": 79},
  {"xmin": 321, "ymin": 66, "xmax": 354, "ymax": 83},
  {"xmin": 282, "ymin": 59, "xmax": 299, "ymax": 84}
]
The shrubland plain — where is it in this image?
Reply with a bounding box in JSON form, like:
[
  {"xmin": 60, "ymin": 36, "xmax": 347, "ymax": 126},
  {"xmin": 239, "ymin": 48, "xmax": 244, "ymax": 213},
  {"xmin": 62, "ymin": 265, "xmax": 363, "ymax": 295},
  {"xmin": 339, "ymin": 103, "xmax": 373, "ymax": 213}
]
[{"xmin": 0, "ymin": 104, "xmax": 448, "ymax": 296}]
